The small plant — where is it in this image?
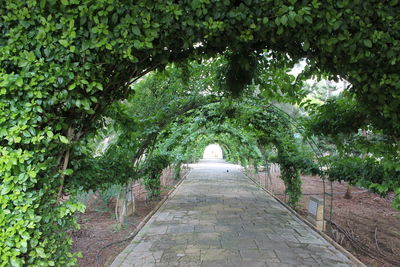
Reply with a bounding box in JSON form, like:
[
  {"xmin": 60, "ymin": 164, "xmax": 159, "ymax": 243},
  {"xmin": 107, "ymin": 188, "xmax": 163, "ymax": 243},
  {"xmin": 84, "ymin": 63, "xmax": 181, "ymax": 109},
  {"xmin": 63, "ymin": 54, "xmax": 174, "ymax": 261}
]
[
  {"xmin": 173, "ymin": 162, "xmax": 182, "ymax": 180},
  {"xmin": 75, "ymin": 190, "xmax": 94, "ymax": 206},
  {"xmin": 94, "ymin": 202, "xmax": 109, "ymax": 213},
  {"xmin": 111, "ymin": 223, "xmax": 127, "ymax": 232},
  {"xmin": 90, "ymin": 185, "xmax": 123, "ymax": 213},
  {"xmin": 142, "ymin": 153, "xmax": 171, "ymax": 199},
  {"xmin": 99, "ymin": 184, "xmax": 123, "ymax": 205}
]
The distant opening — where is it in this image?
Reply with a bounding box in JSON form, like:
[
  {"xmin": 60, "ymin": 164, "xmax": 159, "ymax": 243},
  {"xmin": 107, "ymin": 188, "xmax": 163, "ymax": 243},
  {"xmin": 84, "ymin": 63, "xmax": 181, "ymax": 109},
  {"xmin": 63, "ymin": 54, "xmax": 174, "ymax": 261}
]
[{"xmin": 202, "ymin": 144, "xmax": 223, "ymax": 159}]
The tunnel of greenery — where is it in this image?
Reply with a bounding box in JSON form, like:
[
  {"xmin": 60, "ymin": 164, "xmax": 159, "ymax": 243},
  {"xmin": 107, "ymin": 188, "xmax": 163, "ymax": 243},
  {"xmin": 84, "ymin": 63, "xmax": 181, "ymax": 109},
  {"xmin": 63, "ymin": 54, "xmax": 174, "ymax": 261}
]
[{"xmin": 1, "ymin": 1, "xmax": 400, "ymax": 265}]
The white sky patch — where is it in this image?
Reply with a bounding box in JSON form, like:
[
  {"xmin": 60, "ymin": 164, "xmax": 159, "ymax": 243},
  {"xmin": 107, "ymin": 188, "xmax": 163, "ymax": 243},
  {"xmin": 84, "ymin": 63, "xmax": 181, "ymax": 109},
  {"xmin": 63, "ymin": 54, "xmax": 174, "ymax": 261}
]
[
  {"xmin": 203, "ymin": 144, "xmax": 223, "ymax": 159},
  {"xmin": 289, "ymin": 60, "xmax": 307, "ymax": 77},
  {"xmin": 289, "ymin": 59, "xmax": 349, "ymax": 96}
]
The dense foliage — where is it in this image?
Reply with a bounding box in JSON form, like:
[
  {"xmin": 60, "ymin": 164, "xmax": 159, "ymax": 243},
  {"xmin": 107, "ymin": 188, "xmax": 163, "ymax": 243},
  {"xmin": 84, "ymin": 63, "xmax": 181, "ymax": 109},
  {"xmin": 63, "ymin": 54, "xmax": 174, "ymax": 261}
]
[
  {"xmin": 306, "ymin": 94, "xmax": 400, "ymax": 209},
  {"xmin": 141, "ymin": 153, "xmax": 171, "ymax": 199},
  {"xmin": 1, "ymin": 0, "xmax": 400, "ymax": 265}
]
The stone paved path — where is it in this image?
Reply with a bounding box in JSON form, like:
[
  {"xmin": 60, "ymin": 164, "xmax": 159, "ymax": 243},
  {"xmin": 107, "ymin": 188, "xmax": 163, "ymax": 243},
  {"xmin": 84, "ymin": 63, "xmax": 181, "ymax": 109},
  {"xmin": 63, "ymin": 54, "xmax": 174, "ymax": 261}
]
[{"xmin": 111, "ymin": 159, "xmax": 356, "ymax": 267}]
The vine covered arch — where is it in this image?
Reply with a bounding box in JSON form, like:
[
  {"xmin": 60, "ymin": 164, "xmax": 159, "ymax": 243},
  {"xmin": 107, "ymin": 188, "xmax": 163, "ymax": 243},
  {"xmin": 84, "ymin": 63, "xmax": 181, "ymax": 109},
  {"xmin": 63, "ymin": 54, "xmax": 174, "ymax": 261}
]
[
  {"xmin": 155, "ymin": 101, "xmax": 320, "ymax": 205},
  {"xmin": 1, "ymin": 1, "xmax": 400, "ymax": 265}
]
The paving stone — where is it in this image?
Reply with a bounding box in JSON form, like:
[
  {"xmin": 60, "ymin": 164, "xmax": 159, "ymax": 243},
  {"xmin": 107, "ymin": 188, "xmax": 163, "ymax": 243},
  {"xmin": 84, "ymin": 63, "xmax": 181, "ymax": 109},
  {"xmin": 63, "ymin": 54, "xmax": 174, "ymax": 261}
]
[
  {"xmin": 111, "ymin": 159, "xmax": 357, "ymax": 267},
  {"xmin": 201, "ymin": 259, "xmax": 227, "ymax": 267},
  {"xmin": 194, "ymin": 225, "xmax": 214, "ymax": 233},
  {"xmin": 154, "ymin": 262, "xmax": 180, "ymax": 267}
]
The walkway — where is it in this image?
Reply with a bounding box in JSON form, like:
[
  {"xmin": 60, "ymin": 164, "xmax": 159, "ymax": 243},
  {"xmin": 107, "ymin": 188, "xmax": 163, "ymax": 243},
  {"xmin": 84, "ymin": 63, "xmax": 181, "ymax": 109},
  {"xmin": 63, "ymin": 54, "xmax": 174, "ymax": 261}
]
[{"xmin": 111, "ymin": 159, "xmax": 356, "ymax": 267}]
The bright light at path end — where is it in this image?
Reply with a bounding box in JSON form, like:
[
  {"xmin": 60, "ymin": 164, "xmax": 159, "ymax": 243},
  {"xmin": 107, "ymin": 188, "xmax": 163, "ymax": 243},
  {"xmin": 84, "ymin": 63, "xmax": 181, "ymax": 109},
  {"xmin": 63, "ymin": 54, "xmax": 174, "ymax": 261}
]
[{"xmin": 203, "ymin": 144, "xmax": 223, "ymax": 159}]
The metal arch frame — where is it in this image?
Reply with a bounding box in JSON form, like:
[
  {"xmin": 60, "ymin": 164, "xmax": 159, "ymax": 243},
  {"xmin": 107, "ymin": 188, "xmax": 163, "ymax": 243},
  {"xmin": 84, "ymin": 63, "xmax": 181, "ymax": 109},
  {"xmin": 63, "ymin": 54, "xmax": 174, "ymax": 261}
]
[{"xmin": 263, "ymin": 103, "xmax": 334, "ymax": 232}]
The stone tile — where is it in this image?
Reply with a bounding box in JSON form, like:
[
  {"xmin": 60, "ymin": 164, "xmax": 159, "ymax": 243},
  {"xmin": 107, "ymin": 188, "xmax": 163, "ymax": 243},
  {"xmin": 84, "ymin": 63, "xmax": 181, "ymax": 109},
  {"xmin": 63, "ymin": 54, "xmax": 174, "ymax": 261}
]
[{"xmin": 201, "ymin": 260, "xmax": 227, "ymax": 267}]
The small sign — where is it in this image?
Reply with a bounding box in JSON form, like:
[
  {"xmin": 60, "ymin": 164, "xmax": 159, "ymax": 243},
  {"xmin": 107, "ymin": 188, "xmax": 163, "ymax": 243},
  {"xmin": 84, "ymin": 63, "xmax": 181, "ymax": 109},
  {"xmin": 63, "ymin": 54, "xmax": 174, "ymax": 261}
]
[
  {"xmin": 307, "ymin": 196, "xmax": 325, "ymax": 231},
  {"xmin": 308, "ymin": 198, "xmax": 318, "ymax": 218},
  {"xmin": 126, "ymin": 189, "xmax": 132, "ymax": 202}
]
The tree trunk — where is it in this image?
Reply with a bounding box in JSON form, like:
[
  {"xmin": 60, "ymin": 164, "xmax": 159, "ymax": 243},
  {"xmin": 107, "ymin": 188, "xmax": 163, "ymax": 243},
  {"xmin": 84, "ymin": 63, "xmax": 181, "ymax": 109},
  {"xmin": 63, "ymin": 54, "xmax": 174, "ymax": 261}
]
[
  {"xmin": 116, "ymin": 182, "xmax": 135, "ymax": 224},
  {"xmin": 344, "ymin": 185, "xmax": 352, "ymax": 199}
]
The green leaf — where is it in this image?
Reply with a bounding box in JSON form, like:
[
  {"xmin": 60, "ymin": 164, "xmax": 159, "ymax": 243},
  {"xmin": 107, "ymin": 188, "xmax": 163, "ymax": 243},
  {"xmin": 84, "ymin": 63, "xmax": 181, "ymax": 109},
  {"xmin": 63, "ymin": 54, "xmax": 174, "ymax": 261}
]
[
  {"xmin": 10, "ymin": 257, "xmax": 22, "ymax": 267},
  {"xmin": 132, "ymin": 26, "xmax": 141, "ymax": 36},
  {"xmin": 68, "ymin": 83, "xmax": 76, "ymax": 90},
  {"xmin": 59, "ymin": 135, "xmax": 69, "ymax": 144},
  {"xmin": 63, "ymin": 169, "xmax": 74, "ymax": 175},
  {"xmin": 21, "ymin": 231, "xmax": 30, "ymax": 240},
  {"xmin": 36, "ymin": 247, "xmax": 46, "ymax": 258},
  {"xmin": 82, "ymin": 40, "xmax": 91, "ymax": 50},
  {"xmin": 363, "ymin": 39, "xmax": 372, "ymax": 48},
  {"xmin": 1, "ymin": 184, "xmax": 11, "ymax": 195},
  {"xmin": 59, "ymin": 39, "xmax": 69, "ymax": 47},
  {"xmin": 28, "ymin": 170, "xmax": 37, "ymax": 178},
  {"xmin": 280, "ymin": 15, "xmax": 288, "ymax": 26},
  {"xmin": 16, "ymin": 77, "xmax": 23, "ymax": 87},
  {"xmin": 303, "ymin": 40, "xmax": 310, "ymax": 51},
  {"xmin": 26, "ymin": 51, "xmax": 36, "ymax": 62}
]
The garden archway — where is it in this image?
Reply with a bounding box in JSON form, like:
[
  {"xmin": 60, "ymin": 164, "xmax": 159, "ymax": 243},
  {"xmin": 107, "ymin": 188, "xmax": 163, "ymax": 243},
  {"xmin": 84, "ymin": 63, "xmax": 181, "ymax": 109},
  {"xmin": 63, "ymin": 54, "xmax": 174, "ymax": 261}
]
[{"xmin": 2, "ymin": 1, "xmax": 400, "ymax": 265}]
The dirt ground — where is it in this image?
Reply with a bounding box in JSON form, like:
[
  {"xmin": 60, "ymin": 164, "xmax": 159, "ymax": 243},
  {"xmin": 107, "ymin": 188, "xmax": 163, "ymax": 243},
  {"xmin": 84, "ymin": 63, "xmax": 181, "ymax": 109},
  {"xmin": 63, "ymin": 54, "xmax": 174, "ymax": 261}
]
[
  {"xmin": 71, "ymin": 167, "xmax": 187, "ymax": 267},
  {"xmin": 251, "ymin": 166, "xmax": 400, "ymax": 267}
]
